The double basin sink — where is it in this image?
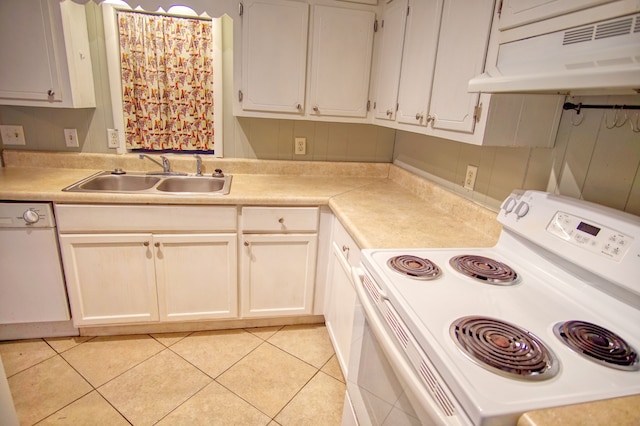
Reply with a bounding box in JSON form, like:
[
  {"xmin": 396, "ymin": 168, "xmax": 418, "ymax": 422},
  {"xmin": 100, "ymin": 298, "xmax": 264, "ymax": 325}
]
[{"xmin": 63, "ymin": 171, "xmax": 232, "ymax": 195}]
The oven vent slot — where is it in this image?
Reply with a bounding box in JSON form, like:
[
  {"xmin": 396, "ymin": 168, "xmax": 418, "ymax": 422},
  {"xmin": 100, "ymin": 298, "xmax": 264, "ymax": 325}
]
[
  {"xmin": 418, "ymin": 361, "xmax": 456, "ymax": 416},
  {"xmin": 363, "ymin": 275, "xmax": 383, "ymax": 303},
  {"xmin": 383, "ymin": 300, "xmax": 458, "ymax": 418},
  {"xmin": 382, "ymin": 303, "xmax": 409, "ymax": 349}
]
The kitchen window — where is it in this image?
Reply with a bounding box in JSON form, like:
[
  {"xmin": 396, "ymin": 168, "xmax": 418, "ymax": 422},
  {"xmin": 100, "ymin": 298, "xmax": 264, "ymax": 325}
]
[{"xmin": 103, "ymin": 3, "xmax": 224, "ymax": 156}]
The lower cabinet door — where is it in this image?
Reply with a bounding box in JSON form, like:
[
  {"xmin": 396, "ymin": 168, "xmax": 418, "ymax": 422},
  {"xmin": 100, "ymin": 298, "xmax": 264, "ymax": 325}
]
[
  {"xmin": 59, "ymin": 233, "xmax": 159, "ymax": 326},
  {"xmin": 154, "ymin": 233, "xmax": 238, "ymax": 321},
  {"xmin": 240, "ymin": 233, "xmax": 317, "ymax": 317}
]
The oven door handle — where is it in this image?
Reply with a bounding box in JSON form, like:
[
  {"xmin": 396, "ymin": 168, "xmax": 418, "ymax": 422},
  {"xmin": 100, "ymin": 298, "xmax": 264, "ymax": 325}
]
[{"xmin": 350, "ymin": 266, "xmax": 458, "ymax": 425}]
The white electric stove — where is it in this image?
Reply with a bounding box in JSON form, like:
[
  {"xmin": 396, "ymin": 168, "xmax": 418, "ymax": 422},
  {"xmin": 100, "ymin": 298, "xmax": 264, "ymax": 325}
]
[{"xmin": 352, "ymin": 190, "xmax": 640, "ymax": 426}]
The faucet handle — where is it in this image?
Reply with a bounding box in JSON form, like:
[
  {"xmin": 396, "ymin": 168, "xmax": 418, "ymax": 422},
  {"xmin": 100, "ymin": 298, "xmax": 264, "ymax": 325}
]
[
  {"xmin": 194, "ymin": 154, "xmax": 203, "ymax": 176},
  {"xmin": 160, "ymin": 156, "xmax": 171, "ymax": 172}
]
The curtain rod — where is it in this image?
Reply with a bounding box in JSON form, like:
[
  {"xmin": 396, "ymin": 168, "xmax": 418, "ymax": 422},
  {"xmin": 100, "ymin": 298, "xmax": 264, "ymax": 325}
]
[{"xmin": 563, "ymin": 102, "xmax": 640, "ymax": 114}]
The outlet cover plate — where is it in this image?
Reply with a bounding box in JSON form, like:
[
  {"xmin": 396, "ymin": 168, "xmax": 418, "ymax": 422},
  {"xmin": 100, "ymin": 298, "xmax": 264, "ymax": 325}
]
[
  {"xmin": 0, "ymin": 125, "xmax": 26, "ymax": 145},
  {"xmin": 107, "ymin": 129, "xmax": 120, "ymax": 148},
  {"xmin": 295, "ymin": 137, "xmax": 306, "ymax": 155},
  {"xmin": 464, "ymin": 165, "xmax": 478, "ymax": 191}
]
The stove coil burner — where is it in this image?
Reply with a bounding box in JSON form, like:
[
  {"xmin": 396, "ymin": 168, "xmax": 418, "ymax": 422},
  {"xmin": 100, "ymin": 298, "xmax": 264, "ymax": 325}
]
[
  {"xmin": 553, "ymin": 320, "xmax": 640, "ymax": 371},
  {"xmin": 449, "ymin": 255, "xmax": 518, "ymax": 285},
  {"xmin": 387, "ymin": 255, "xmax": 442, "ymax": 280},
  {"xmin": 451, "ymin": 316, "xmax": 559, "ymax": 381}
]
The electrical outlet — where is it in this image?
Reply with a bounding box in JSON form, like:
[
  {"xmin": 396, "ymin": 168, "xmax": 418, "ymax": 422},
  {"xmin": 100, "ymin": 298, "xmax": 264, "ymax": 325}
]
[
  {"xmin": 64, "ymin": 129, "xmax": 79, "ymax": 147},
  {"xmin": 295, "ymin": 137, "xmax": 306, "ymax": 155},
  {"xmin": 464, "ymin": 165, "xmax": 478, "ymax": 191},
  {"xmin": 107, "ymin": 128, "xmax": 120, "ymax": 148},
  {"xmin": 0, "ymin": 125, "xmax": 26, "ymax": 145}
]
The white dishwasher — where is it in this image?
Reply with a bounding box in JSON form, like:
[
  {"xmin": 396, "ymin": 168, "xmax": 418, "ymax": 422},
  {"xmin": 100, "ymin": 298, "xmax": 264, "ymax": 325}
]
[{"xmin": 0, "ymin": 202, "xmax": 70, "ymax": 325}]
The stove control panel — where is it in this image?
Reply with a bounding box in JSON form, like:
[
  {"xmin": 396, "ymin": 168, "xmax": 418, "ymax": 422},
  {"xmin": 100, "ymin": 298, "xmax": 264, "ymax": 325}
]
[{"xmin": 546, "ymin": 211, "xmax": 632, "ymax": 261}]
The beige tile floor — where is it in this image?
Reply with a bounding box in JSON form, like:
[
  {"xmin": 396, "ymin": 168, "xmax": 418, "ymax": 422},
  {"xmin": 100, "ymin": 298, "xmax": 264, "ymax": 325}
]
[{"xmin": 0, "ymin": 324, "xmax": 346, "ymax": 425}]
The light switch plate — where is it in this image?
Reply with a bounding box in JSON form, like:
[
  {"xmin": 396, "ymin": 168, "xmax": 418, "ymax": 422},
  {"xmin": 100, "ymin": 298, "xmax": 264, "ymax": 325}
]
[
  {"xmin": 64, "ymin": 128, "xmax": 79, "ymax": 148},
  {"xmin": 0, "ymin": 125, "xmax": 26, "ymax": 145}
]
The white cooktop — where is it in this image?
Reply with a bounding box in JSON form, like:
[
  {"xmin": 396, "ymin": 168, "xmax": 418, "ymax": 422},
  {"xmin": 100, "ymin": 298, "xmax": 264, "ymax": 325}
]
[{"xmin": 360, "ymin": 191, "xmax": 640, "ymax": 425}]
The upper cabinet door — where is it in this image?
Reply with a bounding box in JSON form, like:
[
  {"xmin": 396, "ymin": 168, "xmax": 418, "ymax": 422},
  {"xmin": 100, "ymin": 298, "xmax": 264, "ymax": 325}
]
[
  {"xmin": 428, "ymin": 1, "xmax": 494, "ymax": 134},
  {"xmin": 241, "ymin": 0, "xmax": 309, "ymax": 113},
  {"xmin": 498, "ymin": 0, "xmax": 616, "ymax": 30},
  {"xmin": 0, "ymin": 0, "xmax": 95, "ymax": 108},
  {"xmin": 308, "ymin": 5, "xmax": 375, "ymax": 118},
  {"xmin": 395, "ymin": 0, "xmax": 443, "ymax": 126},
  {"xmin": 372, "ymin": 0, "xmax": 408, "ymax": 121}
]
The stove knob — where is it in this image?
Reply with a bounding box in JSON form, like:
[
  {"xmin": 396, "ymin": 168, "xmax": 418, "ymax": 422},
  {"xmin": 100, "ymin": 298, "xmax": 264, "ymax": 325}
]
[
  {"xmin": 501, "ymin": 197, "xmax": 517, "ymax": 214},
  {"xmin": 515, "ymin": 201, "xmax": 530, "ymax": 218},
  {"xmin": 23, "ymin": 209, "xmax": 40, "ymax": 224}
]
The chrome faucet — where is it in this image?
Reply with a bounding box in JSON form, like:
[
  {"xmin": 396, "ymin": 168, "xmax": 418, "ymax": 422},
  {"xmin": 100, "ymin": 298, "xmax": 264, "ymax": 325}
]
[
  {"xmin": 138, "ymin": 154, "xmax": 185, "ymax": 175},
  {"xmin": 194, "ymin": 154, "xmax": 203, "ymax": 176}
]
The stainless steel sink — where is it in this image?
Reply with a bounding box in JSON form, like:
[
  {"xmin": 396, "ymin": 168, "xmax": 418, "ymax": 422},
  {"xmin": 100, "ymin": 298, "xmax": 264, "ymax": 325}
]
[
  {"xmin": 63, "ymin": 171, "xmax": 232, "ymax": 195},
  {"xmin": 76, "ymin": 174, "xmax": 161, "ymax": 191},
  {"xmin": 156, "ymin": 176, "xmax": 227, "ymax": 193}
]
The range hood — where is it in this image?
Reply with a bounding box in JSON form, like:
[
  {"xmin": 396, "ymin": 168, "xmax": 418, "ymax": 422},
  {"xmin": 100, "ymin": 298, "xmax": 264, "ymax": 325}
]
[{"xmin": 469, "ymin": 12, "xmax": 640, "ymax": 95}]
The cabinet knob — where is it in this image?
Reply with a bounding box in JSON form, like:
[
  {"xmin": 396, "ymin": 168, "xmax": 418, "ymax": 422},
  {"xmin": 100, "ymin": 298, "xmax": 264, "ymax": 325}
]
[
  {"xmin": 426, "ymin": 114, "xmax": 434, "ymax": 123},
  {"xmin": 143, "ymin": 241, "xmax": 150, "ymax": 246},
  {"xmin": 278, "ymin": 217, "xmax": 284, "ymax": 224},
  {"xmin": 47, "ymin": 89, "xmax": 55, "ymax": 97},
  {"xmin": 244, "ymin": 241, "xmax": 249, "ymax": 247},
  {"xmin": 342, "ymin": 245, "xmax": 349, "ymax": 253},
  {"xmin": 313, "ymin": 106, "xmax": 319, "ymax": 113},
  {"xmin": 415, "ymin": 113, "xmax": 423, "ymax": 121},
  {"xmin": 296, "ymin": 103, "xmax": 302, "ymax": 111},
  {"xmin": 154, "ymin": 242, "xmax": 160, "ymax": 247},
  {"xmin": 386, "ymin": 109, "xmax": 393, "ymax": 117}
]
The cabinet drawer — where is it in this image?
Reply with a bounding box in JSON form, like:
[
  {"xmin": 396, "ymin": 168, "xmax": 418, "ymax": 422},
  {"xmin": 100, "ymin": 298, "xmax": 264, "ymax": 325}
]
[
  {"xmin": 55, "ymin": 205, "xmax": 237, "ymax": 232},
  {"xmin": 333, "ymin": 219, "xmax": 361, "ymax": 267},
  {"xmin": 242, "ymin": 207, "xmax": 318, "ymax": 232}
]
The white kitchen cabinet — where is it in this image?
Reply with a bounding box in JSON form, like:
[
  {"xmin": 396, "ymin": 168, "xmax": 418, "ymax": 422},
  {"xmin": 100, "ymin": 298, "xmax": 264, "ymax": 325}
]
[
  {"xmin": 307, "ymin": 5, "xmax": 375, "ymax": 118},
  {"xmin": 154, "ymin": 234, "xmax": 237, "ymax": 322},
  {"xmin": 428, "ymin": 1, "xmax": 493, "ymax": 134},
  {"xmin": 497, "ymin": 0, "xmax": 616, "ymax": 30},
  {"xmin": 395, "ymin": 0, "xmax": 442, "ymax": 126},
  {"xmin": 372, "ymin": 0, "xmax": 408, "ymax": 122},
  {"xmin": 240, "ymin": 207, "xmax": 318, "ymax": 317},
  {"xmin": 237, "ymin": 0, "xmax": 377, "ymax": 121},
  {"xmin": 372, "ymin": 0, "xmax": 563, "ymax": 147},
  {"xmin": 240, "ymin": 0, "xmax": 309, "ymax": 113},
  {"xmin": 59, "ymin": 233, "xmax": 159, "ymax": 326},
  {"xmin": 0, "ymin": 0, "xmax": 95, "ymax": 108},
  {"xmin": 324, "ymin": 218, "xmax": 360, "ymax": 376},
  {"xmin": 56, "ymin": 205, "xmax": 238, "ymax": 327}
]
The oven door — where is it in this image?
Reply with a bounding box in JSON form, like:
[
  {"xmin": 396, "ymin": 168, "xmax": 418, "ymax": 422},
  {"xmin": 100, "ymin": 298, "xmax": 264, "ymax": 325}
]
[{"xmin": 346, "ymin": 267, "xmax": 468, "ymax": 426}]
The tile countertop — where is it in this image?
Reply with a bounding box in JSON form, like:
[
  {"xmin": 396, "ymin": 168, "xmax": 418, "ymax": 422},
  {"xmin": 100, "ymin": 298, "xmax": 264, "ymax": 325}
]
[{"xmin": 2, "ymin": 150, "xmax": 638, "ymax": 424}]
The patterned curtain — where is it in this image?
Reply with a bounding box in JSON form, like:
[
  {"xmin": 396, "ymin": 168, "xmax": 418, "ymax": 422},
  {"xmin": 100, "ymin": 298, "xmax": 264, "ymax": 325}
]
[{"xmin": 118, "ymin": 11, "xmax": 215, "ymax": 152}]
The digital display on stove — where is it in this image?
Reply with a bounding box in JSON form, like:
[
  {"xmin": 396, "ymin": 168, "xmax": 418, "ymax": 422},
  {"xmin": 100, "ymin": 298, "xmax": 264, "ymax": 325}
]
[{"xmin": 577, "ymin": 221, "xmax": 600, "ymax": 236}]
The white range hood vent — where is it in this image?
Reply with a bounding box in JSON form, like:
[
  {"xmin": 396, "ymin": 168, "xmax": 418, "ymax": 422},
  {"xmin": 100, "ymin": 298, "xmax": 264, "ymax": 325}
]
[{"xmin": 469, "ymin": 13, "xmax": 640, "ymax": 95}]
